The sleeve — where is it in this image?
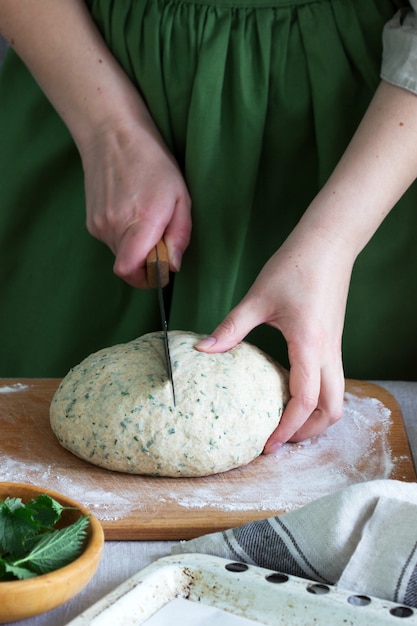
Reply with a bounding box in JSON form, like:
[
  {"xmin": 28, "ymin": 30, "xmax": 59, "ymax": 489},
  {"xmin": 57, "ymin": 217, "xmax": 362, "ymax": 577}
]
[{"xmin": 381, "ymin": 1, "xmax": 417, "ymax": 95}]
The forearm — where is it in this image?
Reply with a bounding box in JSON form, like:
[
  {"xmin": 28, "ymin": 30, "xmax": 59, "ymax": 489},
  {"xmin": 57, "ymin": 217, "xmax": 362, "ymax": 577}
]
[
  {"xmin": 294, "ymin": 80, "xmax": 417, "ymax": 263},
  {"xmin": 0, "ymin": 0, "xmax": 155, "ymax": 153}
]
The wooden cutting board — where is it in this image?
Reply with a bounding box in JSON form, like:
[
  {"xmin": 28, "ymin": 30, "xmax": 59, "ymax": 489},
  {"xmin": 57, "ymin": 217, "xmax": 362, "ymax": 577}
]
[{"xmin": 0, "ymin": 379, "xmax": 415, "ymax": 540}]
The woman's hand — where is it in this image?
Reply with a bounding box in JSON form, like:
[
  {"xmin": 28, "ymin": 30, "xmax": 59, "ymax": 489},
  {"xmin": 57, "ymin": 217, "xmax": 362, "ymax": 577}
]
[
  {"xmin": 81, "ymin": 118, "xmax": 191, "ymax": 288},
  {"xmin": 196, "ymin": 80, "xmax": 417, "ymax": 448},
  {"xmin": 195, "ymin": 220, "xmax": 351, "ymax": 449},
  {"xmin": 0, "ymin": 0, "xmax": 191, "ymax": 286}
]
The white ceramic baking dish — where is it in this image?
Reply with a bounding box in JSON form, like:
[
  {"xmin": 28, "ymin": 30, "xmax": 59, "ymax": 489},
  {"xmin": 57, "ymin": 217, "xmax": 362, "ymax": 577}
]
[{"xmin": 66, "ymin": 553, "xmax": 417, "ymax": 625}]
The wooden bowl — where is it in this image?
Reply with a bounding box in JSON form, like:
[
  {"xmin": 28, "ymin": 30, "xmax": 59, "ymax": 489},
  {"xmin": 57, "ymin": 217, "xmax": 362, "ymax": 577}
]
[{"xmin": 0, "ymin": 482, "xmax": 104, "ymax": 623}]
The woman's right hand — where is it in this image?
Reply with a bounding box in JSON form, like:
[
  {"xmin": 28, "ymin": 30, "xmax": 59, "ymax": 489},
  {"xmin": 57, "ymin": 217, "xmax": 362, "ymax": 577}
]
[
  {"xmin": 0, "ymin": 0, "xmax": 192, "ymax": 288},
  {"xmin": 81, "ymin": 117, "xmax": 192, "ymax": 289}
]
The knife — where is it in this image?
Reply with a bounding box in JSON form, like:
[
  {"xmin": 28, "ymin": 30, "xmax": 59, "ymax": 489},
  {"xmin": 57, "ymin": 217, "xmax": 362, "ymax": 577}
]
[{"xmin": 146, "ymin": 240, "xmax": 176, "ymax": 406}]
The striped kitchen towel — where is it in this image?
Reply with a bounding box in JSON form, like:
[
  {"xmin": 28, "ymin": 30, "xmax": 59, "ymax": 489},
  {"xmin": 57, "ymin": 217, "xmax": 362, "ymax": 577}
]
[{"xmin": 173, "ymin": 479, "xmax": 417, "ymax": 608}]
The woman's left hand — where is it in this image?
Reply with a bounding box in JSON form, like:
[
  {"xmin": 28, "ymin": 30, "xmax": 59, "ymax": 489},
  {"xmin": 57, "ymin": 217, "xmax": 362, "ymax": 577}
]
[
  {"xmin": 196, "ymin": 79, "xmax": 417, "ymax": 449},
  {"xmin": 195, "ymin": 219, "xmax": 351, "ymax": 450}
]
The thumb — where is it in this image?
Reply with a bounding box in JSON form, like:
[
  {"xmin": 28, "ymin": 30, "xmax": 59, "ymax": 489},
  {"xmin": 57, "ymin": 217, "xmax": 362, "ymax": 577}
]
[{"xmin": 195, "ymin": 300, "xmax": 260, "ymax": 354}]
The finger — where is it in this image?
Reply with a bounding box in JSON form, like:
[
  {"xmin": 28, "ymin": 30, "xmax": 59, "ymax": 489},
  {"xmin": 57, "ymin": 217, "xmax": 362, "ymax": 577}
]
[
  {"xmin": 164, "ymin": 196, "xmax": 192, "ymax": 273},
  {"xmin": 113, "ymin": 222, "xmax": 161, "ymax": 289},
  {"xmin": 288, "ymin": 362, "xmax": 345, "ymax": 442},
  {"xmin": 264, "ymin": 356, "xmax": 321, "ymax": 451},
  {"xmin": 287, "ymin": 406, "xmax": 339, "ymax": 442},
  {"xmin": 264, "ymin": 359, "xmax": 344, "ymax": 451},
  {"xmin": 194, "ymin": 296, "xmax": 263, "ymax": 353}
]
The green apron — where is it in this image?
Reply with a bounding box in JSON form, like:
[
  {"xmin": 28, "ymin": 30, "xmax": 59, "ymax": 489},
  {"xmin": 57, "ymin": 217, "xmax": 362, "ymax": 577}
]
[{"xmin": 0, "ymin": 0, "xmax": 415, "ymax": 379}]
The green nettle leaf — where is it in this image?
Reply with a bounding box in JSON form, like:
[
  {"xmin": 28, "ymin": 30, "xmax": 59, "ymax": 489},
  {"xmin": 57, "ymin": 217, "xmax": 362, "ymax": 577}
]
[
  {"xmin": 1, "ymin": 498, "xmax": 24, "ymax": 513},
  {"xmin": 26, "ymin": 494, "xmax": 64, "ymax": 528},
  {"xmin": 0, "ymin": 495, "xmax": 90, "ymax": 581},
  {"xmin": 0, "ymin": 502, "xmax": 40, "ymax": 557},
  {"xmin": 13, "ymin": 515, "xmax": 90, "ymax": 575},
  {"xmin": 1, "ymin": 559, "xmax": 37, "ymax": 580}
]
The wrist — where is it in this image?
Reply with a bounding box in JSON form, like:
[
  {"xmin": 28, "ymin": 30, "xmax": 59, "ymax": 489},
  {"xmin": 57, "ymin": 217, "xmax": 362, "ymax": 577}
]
[
  {"xmin": 291, "ymin": 192, "xmax": 363, "ymax": 271},
  {"xmin": 71, "ymin": 87, "xmax": 153, "ymax": 158}
]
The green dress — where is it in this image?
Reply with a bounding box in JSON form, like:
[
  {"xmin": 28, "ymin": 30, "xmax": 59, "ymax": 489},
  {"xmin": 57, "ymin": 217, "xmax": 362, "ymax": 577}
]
[{"xmin": 0, "ymin": 0, "xmax": 415, "ymax": 379}]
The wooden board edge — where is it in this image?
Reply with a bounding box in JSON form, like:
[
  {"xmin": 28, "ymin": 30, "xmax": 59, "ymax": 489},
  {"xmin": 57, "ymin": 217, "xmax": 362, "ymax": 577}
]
[{"xmin": 100, "ymin": 508, "xmax": 286, "ymax": 541}]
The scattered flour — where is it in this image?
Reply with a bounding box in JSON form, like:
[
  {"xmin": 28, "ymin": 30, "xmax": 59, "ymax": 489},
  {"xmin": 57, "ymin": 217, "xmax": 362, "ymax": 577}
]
[
  {"xmin": 0, "ymin": 390, "xmax": 404, "ymax": 525},
  {"xmin": 0, "ymin": 456, "xmax": 136, "ymax": 522},
  {"xmin": 158, "ymin": 392, "xmax": 399, "ymax": 513},
  {"xmin": 0, "ymin": 383, "xmax": 29, "ymax": 393}
]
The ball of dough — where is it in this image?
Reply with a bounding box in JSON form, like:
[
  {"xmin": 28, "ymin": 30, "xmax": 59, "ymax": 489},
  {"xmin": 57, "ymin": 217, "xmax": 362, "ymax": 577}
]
[{"xmin": 50, "ymin": 331, "xmax": 289, "ymax": 477}]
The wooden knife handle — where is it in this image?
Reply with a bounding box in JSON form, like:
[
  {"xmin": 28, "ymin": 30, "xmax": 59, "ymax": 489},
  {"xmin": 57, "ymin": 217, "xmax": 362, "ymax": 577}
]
[{"xmin": 146, "ymin": 240, "xmax": 170, "ymax": 288}]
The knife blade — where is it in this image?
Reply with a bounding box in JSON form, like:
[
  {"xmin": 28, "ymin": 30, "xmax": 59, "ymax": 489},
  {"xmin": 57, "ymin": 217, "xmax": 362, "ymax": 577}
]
[{"xmin": 146, "ymin": 240, "xmax": 176, "ymax": 406}]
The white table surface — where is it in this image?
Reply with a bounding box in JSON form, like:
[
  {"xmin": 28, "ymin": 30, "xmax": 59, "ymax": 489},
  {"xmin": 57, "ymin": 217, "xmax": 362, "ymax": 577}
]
[{"xmin": 10, "ymin": 380, "xmax": 417, "ymax": 626}]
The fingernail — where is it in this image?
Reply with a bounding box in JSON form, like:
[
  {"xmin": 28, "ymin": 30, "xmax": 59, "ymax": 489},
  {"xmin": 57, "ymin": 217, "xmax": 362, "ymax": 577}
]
[
  {"xmin": 171, "ymin": 250, "xmax": 182, "ymax": 272},
  {"xmin": 195, "ymin": 336, "xmax": 217, "ymax": 351},
  {"xmin": 264, "ymin": 441, "xmax": 282, "ymax": 455}
]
